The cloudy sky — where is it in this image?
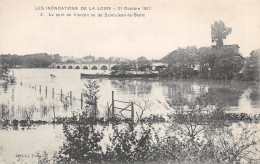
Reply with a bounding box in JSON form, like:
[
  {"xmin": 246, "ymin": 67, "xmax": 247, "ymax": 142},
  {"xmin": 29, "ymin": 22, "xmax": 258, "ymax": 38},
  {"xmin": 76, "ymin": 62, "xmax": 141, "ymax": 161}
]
[{"xmin": 0, "ymin": 0, "xmax": 259, "ymax": 59}]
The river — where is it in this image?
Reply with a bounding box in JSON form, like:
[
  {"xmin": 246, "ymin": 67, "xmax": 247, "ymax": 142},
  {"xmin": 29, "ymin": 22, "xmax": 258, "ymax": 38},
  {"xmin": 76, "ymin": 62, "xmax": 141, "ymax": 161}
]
[
  {"xmin": 0, "ymin": 68, "xmax": 259, "ymax": 121},
  {"xmin": 0, "ymin": 68, "xmax": 259, "ymax": 163}
]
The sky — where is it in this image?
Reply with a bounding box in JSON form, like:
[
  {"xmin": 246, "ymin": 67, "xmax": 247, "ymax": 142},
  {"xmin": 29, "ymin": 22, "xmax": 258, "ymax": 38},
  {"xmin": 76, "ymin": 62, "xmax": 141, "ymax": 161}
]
[{"xmin": 0, "ymin": 0, "xmax": 259, "ymax": 59}]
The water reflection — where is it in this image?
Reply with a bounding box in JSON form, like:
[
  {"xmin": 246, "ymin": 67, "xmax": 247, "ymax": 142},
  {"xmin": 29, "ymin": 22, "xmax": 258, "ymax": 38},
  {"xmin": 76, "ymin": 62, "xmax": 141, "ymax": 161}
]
[
  {"xmin": 110, "ymin": 79, "xmax": 153, "ymax": 94},
  {"xmin": 0, "ymin": 69, "xmax": 260, "ymax": 121}
]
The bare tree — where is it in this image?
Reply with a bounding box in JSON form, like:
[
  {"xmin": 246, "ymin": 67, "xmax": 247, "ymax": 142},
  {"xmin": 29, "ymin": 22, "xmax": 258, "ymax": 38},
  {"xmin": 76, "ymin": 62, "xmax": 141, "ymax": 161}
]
[{"xmin": 134, "ymin": 93, "xmax": 153, "ymax": 122}]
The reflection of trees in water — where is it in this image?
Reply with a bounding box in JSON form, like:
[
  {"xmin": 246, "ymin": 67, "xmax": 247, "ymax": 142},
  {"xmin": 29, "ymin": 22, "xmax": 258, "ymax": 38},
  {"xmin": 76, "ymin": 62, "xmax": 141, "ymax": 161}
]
[
  {"xmin": 40, "ymin": 104, "xmax": 49, "ymax": 118},
  {"xmin": 0, "ymin": 94, "xmax": 77, "ymax": 121},
  {"xmin": 0, "ymin": 103, "xmax": 10, "ymax": 120},
  {"xmin": 14, "ymin": 104, "xmax": 37, "ymax": 120},
  {"xmin": 206, "ymin": 87, "xmax": 243, "ymax": 107},
  {"xmin": 166, "ymin": 83, "xmax": 193, "ymax": 97},
  {"xmin": 163, "ymin": 80, "xmax": 259, "ymax": 109},
  {"xmin": 1, "ymin": 82, "xmax": 9, "ymax": 93},
  {"xmin": 164, "ymin": 82, "xmax": 208, "ymax": 104},
  {"xmin": 110, "ymin": 79, "xmax": 152, "ymax": 95},
  {"xmin": 205, "ymin": 81, "xmax": 260, "ymax": 108},
  {"xmin": 250, "ymin": 91, "xmax": 259, "ymax": 101},
  {"xmin": 249, "ymin": 85, "xmax": 260, "ymax": 104}
]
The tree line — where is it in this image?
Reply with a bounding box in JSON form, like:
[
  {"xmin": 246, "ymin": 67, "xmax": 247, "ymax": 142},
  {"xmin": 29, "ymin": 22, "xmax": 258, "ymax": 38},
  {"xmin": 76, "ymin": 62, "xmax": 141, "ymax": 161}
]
[
  {"xmin": 0, "ymin": 53, "xmax": 61, "ymax": 68},
  {"xmin": 106, "ymin": 21, "xmax": 259, "ymax": 81},
  {"xmin": 1, "ymin": 21, "xmax": 259, "ymax": 81},
  {"xmin": 161, "ymin": 21, "xmax": 259, "ymax": 81}
]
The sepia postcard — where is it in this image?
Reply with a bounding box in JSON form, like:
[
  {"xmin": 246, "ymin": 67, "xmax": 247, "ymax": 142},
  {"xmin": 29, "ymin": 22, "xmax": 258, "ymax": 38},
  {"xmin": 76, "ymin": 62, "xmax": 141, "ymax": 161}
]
[{"xmin": 0, "ymin": 0, "xmax": 260, "ymax": 163}]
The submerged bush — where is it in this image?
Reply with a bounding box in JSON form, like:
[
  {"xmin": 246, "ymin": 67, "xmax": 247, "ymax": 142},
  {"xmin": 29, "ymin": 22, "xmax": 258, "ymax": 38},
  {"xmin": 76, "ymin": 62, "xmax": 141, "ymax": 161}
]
[
  {"xmin": 54, "ymin": 80, "xmax": 260, "ymax": 163},
  {"xmin": 54, "ymin": 118, "xmax": 260, "ymax": 163}
]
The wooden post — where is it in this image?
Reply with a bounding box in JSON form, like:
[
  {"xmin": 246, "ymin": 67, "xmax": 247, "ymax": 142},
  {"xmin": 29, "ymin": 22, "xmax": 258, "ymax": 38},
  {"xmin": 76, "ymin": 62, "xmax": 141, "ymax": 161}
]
[
  {"xmin": 52, "ymin": 88, "xmax": 54, "ymax": 99},
  {"xmin": 46, "ymin": 86, "xmax": 47, "ymax": 97},
  {"xmin": 53, "ymin": 106, "xmax": 56, "ymax": 123},
  {"xmin": 107, "ymin": 102, "xmax": 110, "ymax": 122},
  {"xmin": 61, "ymin": 89, "xmax": 63, "ymax": 102},
  {"xmin": 40, "ymin": 85, "xmax": 41, "ymax": 94},
  {"xmin": 35, "ymin": 85, "xmax": 36, "ymax": 91},
  {"xmin": 112, "ymin": 91, "xmax": 115, "ymax": 119},
  {"xmin": 70, "ymin": 91, "xmax": 72, "ymax": 106},
  {"xmin": 131, "ymin": 102, "xmax": 134, "ymax": 122},
  {"xmin": 81, "ymin": 93, "xmax": 83, "ymax": 110}
]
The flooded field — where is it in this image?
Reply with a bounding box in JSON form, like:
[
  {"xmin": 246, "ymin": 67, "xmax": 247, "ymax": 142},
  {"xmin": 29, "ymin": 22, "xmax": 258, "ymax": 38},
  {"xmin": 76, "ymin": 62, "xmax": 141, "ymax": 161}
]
[
  {"xmin": 0, "ymin": 68, "xmax": 260, "ymax": 163},
  {"xmin": 0, "ymin": 69, "xmax": 259, "ymax": 121}
]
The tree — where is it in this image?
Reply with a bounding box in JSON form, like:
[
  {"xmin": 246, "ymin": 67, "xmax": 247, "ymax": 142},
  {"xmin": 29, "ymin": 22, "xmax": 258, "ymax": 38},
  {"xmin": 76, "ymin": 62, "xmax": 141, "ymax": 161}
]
[
  {"xmin": 83, "ymin": 55, "xmax": 95, "ymax": 62},
  {"xmin": 19, "ymin": 53, "xmax": 53, "ymax": 67},
  {"xmin": 53, "ymin": 54, "xmax": 61, "ymax": 63},
  {"xmin": 213, "ymin": 46, "xmax": 244, "ymax": 80},
  {"xmin": 96, "ymin": 57, "xmax": 106, "ymax": 62},
  {"xmin": 211, "ymin": 20, "xmax": 232, "ymax": 47},
  {"xmin": 83, "ymin": 80, "xmax": 100, "ymax": 117},
  {"xmin": 133, "ymin": 86, "xmax": 153, "ymax": 122},
  {"xmin": 162, "ymin": 46, "xmax": 198, "ymax": 79},
  {"xmin": 56, "ymin": 80, "xmax": 102, "ymax": 163},
  {"xmin": 0, "ymin": 65, "xmax": 10, "ymax": 80},
  {"xmin": 111, "ymin": 62, "xmax": 137, "ymax": 75},
  {"xmin": 196, "ymin": 45, "xmax": 244, "ymax": 80},
  {"xmin": 243, "ymin": 49, "xmax": 260, "ymax": 81},
  {"xmin": 136, "ymin": 56, "xmax": 152, "ymax": 71},
  {"xmin": 197, "ymin": 47, "xmax": 217, "ymax": 79},
  {"xmin": 65, "ymin": 59, "xmax": 76, "ymax": 64}
]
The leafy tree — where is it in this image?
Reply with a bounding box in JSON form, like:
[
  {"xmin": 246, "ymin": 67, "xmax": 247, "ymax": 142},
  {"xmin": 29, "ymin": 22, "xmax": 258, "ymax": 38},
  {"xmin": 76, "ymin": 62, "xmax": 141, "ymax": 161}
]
[
  {"xmin": 52, "ymin": 54, "xmax": 61, "ymax": 63},
  {"xmin": 83, "ymin": 55, "xmax": 95, "ymax": 62},
  {"xmin": 56, "ymin": 80, "xmax": 102, "ymax": 163},
  {"xmin": 0, "ymin": 53, "xmax": 54, "ymax": 68},
  {"xmin": 136, "ymin": 56, "xmax": 152, "ymax": 71},
  {"xmin": 0, "ymin": 54, "xmax": 21, "ymax": 68},
  {"xmin": 197, "ymin": 47, "xmax": 217, "ymax": 79},
  {"xmin": 23, "ymin": 53, "xmax": 53, "ymax": 67},
  {"xmin": 111, "ymin": 62, "xmax": 137, "ymax": 75},
  {"xmin": 211, "ymin": 20, "xmax": 232, "ymax": 47},
  {"xmin": 162, "ymin": 46, "xmax": 198, "ymax": 79},
  {"xmin": 96, "ymin": 57, "xmax": 106, "ymax": 62},
  {"xmin": 83, "ymin": 80, "xmax": 100, "ymax": 117},
  {"xmin": 0, "ymin": 65, "xmax": 10, "ymax": 79},
  {"xmin": 65, "ymin": 59, "xmax": 76, "ymax": 64},
  {"xmin": 196, "ymin": 45, "xmax": 243, "ymax": 80},
  {"xmin": 243, "ymin": 49, "xmax": 260, "ymax": 81},
  {"xmin": 213, "ymin": 46, "xmax": 244, "ymax": 80}
]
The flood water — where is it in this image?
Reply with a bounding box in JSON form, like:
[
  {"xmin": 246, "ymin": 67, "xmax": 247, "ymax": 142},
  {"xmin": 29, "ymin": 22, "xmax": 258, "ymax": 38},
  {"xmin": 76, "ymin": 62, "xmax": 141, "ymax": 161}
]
[
  {"xmin": 0, "ymin": 68, "xmax": 260, "ymax": 163},
  {"xmin": 0, "ymin": 68, "xmax": 260, "ymax": 121}
]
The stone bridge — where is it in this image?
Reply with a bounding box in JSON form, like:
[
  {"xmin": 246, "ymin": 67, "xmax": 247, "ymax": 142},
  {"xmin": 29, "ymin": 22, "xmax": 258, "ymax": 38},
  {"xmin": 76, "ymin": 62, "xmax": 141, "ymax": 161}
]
[
  {"xmin": 52, "ymin": 63, "xmax": 116, "ymax": 70},
  {"xmin": 52, "ymin": 62, "xmax": 168, "ymax": 71}
]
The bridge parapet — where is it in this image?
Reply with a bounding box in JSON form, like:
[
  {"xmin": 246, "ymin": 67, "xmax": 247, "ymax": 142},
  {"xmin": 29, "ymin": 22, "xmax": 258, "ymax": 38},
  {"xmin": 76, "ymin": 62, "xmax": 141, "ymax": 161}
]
[{"xmin": 52, "ymin": 63, "xmax": 117, "ymax": 70}]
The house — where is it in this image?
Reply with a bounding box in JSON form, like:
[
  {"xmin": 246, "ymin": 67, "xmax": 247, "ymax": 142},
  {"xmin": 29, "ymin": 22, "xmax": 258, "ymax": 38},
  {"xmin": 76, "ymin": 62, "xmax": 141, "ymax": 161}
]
[
  {"xmin": 151, "ymin": 61, "xmax": 168, "ymax": 71},
  {"xmin": 214, "ymin": 44, "xmax": 245, "ymax": 61}
]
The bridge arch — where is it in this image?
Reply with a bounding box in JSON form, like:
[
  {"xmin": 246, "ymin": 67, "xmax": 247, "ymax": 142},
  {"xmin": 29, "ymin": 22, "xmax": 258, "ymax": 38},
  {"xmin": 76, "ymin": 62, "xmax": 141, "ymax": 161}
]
[
  {"xmin": 57, "ymin": 65, "xmax": 60, "ymax": 69},
  {"xmin": 68, "ymin": 66, "xmax": 73, "ymax": 69},
  {"xmin": 101, "ymin": 65, "xmax": 108, "ymax": 70},
  {"xmin": 83, "ymin": 66, "xmax": 88, "ymax": 69},
  {"xmin": 75, "ymin": 66, "xmax": 80, "ymax": 69},
  {"xmin": 91, "ymin": 66, "xmax": 98, "ymax": 70},
  {"xmin": 62, "ymin": 66, "xmax": 66, "ymax": 69}
]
